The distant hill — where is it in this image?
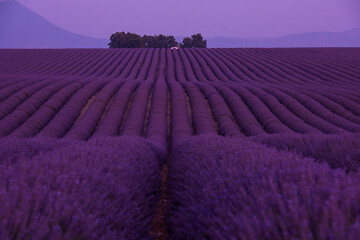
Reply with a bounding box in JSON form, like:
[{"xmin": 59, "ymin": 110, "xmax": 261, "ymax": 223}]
[
  {"xmin": 207, "ymin": 28, "xmax": 360, "ymax": 48},
  {"xmin": 0, "ymin": 0, "xmax": 108, "ymax": 49}
]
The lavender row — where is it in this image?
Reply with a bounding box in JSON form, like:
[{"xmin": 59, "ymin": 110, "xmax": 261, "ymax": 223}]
[
  {"xmin": 11, "ymin": 80, "xmax": 86, "ymax": 138},
  {"xmin": 145, "ymin": 80, "xmax": 169, "ymax": 151},
  {"xmin": 37, "ymin": 79, "xmax": 108, "ymax": 138},
  {"xmin": 0, "ymin": 77, "xmax": 44, "ymax": 102},
  {"xmin": 0, "ymin": 79, "xmax": 74, "ymax": 137},
  {"xmin": 168, "ymin": 80, "xmax": 193, "ymax": 148},
  {"xmin": 64, "ymin": 79, "xmax": 125, "ymax": 140},
  {"xmin": 91, "ymin": 80, "xmax": 140, "ymax": 137},
  {"xmin": 0, "ymin": 136, "xmax": 161, "ymax": 239},
  {"xmin": 181, "ymin": 82, "xmax": 218, "ymax": 135},
  {"xmin": 0, "ymin": 78, "xmax": 53, "ymax": 119},
  {"xmin": 121, "ymin": 80, "xmax": 154, "ymax": 136},
  {"xmin": 196, "ymin": 82, "xmax": 243, "ymax": 137},
  {"xmin": 168, "ymin": 135, "xmax": 360, "ymax": 239}
]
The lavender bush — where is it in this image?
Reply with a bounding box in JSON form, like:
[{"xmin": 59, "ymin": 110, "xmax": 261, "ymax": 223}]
[
  {"xmin": 0, "ymin": 136, "xmax": 161, "ymax": 239},
  {"xmin": 168, "ymin": 135, "xmax": 360, "ymax": 240}
]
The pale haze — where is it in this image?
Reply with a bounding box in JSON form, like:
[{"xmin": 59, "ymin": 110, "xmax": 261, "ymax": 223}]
[{"xmin": 14, "ymin": 0, "xmax": 360, "ymax": 39}]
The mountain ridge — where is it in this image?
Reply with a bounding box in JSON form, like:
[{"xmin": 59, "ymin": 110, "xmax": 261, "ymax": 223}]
[
  {"xmin": 1, "ymin": 0, "xmax": 359, "ymax": 48},
  {"xmin": 207, "ymin": 28, "xmax": 360, "ymax": 48},
  {"xmin": 0, "ymin": 0, "xmax": 108, "ymax": 48}
]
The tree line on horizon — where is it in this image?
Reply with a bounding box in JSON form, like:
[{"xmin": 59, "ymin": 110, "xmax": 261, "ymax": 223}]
[{"xmin": 108, "ymin": 32, "xmax": 207, "ymax": 48}]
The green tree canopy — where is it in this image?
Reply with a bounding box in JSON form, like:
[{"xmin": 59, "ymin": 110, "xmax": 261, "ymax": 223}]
[
  {"xmin": 108, "ymin": 32, "xmax": 144, "ymax": 48},
  {"xmin": 180, "ymin": 34, "xmax": 207, "ymax": 48},
  {"xmin": 108, "ymin": 32, "xmax": 206, "ymax": 48},
  {"xmin": 143, "ymin": 34, "xmax": 178, "ymax": 48}
]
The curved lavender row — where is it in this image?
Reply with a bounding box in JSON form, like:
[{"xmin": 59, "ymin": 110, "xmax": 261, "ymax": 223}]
[
  {"xmin": 254, "ymin": 133, "xmax": 360, "ymax": 172},
  {"xmin": 277, "ymin": 51, "xmax": 360, "ymax": 87},
  {"xmin": 10, "ymin": 81, "xmax": 86, "ymax": 138},
  {"xmin": 234, "ymin": 49, "xmax": 291, "ymax": 85},
  {"xmin": 91, "ymin": 80, "xmax": 141, "ymax": 137},
  {"xmin": 144, "ymin": 49, "xmax": 160, "ymax": 81},
  {"xmin": 283, "ymin": 88, "xmax": 359, "ymax": 132},
  {"xmin": 319, "ymin": 92, "xmax": 360, "ymax": 117},
  {"xmin": 299, "ymin": 90, "xmax": 360, "ymax": 125},
  {"xmin": 168, "ymin": 135, "xmax": 360, "ymax": 240},
  {"xmin": 195, "ymin": 49, "xmax": 233, "ymax": 83},
  {"xmin": 238, "ymin": 49, "xmax": 314, "ymax": 85},
  {"xmin": 109, "ymin": 49, "xmax": 136, "ymax": 78},
  {"xmin": 100, "ymin": 49, "xmax": 128, "ymax": 77},
  {"xmin": 168, "ymin": 80, "xmax": 193, "ymax": 148},
  {"xmin": 215, "ymin": 84, "xmax": 266, "ymax": 136},
  {"xmin": 209, "ymin": 49, "xmax": 254, "ymax": 83},
  {"xmin": 241, "ymin": 48, "xmax": 358, "ymax": 88},
  {"xmin": 84, "ymin": 50, "xmax": 119, "ymax": 77},
  {"xmin": 64, "ymin": 79, "xmax": 125, "ymax": 140},
  {"xmin": 0, "ymin": 77, "xmax": 42, "ymax": 102},
  {"xmin": 181, "ymin": 48, "xmax": 208, "ymax": 82},
  {"xmin": 261, "ymin": 87, "xmax": 344, "ymax": 133},
  {"xmin": 127, "ymin": 49, "xmax": 149, "ymax": 79},
  {"xmin": 272, "ymin": 50, "xmax": 360, "ymax": 85},
  {"xmin": 37, "ymin": 79, "xmax": 108, "ymax": 138},
  {"xmin": 92, "ymin": 50, "xmax": 126, "ymax": 77},
  {"xmin": 246, "ymin": 86, "xmax": 322, "ymax": 133},
  {"xmin": 0, "ymin": 74, "xmax": 34, "ymax": 88},
  {"xmin": 165, "ymin": 48, "xmax": 176, "ymax": 81},
  {"xmin": 231, "ymin": 85, "xmax": 293, "ymax": 134},
  {"xmin": 215, "ymin": 49, "xmax": 265, "ymax": 84},
  {"xmin": 269, "ymin": 50, "xmax": 360, "ymax": 82},
  {"xmin": 0, "ymin": 50, "xmax": 62, "ymax": 75},
  {"xmin": 237, "ymin": 49, "xmax": 333, "ymax": 86},
  {"xmin": 137, "ymin": 48, "xmax": 155, "ymax": 80},
  {"xmin": 119, "ymin": 49, "xmax": 143, "ymax": 79},
  {"xmin": 25, "ymin": 50, "xmax": 81, "ymax": 75},
  {"xmin": 0, "ymin": 74, "xmax": 21, "ymax": 84},
  {"xmin": 146, "ymin": 80, "xmax": 168, "ymax": 149},
  {"xmin": 196, "ymin": 82, "xmax": 243, "ymax": 137},
  {"xmin": 172, "ymin": 50, "xmax": 188, "ymax": 83},
  {"xmin": 29, "ymin": 50, "xmax": 84, "ymax": 76},
  {"xmin": 0, "ymin": 78, "xmax": 53, "ymax": 119},
  {"xmin": 43, "ymin": 50, "xmax": 93, "ymax": 76},
  {"xmin": 187, "ymin": 49, "xmax": 221, "ymax": 83},
  {"xmin": 228, "ymin": 50, "xmax": 280, "ymax": 84},
  {"xmin": 271, "ymin": 52, "xmax": 360, "ymax": 89},
  {"xmin": 121, "ymin": 80, "xmax": 154, "ymax": 137},
  {"xmin": 0, "ymin": 79, "xmax": 73, "ymax": 137},
  {"xmin": 177, "ymin": 49, "xmax": 198, "ymax": 82},
  {"xmin": 157, "ymin": 49, "xmax": 167, "ymax": 81},
  {"xmin": 0, "ymin": 136, "xmax": 161, "ymax": 240},
  {"xmin": 312, "ymin": 56, "xmax": 360, "ymax": 77},
  {"xmin": 201, "ymin": 49, "xmax": 243, "ymax": 83},
  {"xmin": 182, "ymin": 82, "xmax": 218, "ymax": 135},
  {"xmin": 70, "ymin": 50, "xmax": 107, "ymax": 76}
]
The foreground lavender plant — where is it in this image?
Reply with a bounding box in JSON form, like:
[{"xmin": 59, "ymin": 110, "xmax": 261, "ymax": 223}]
[
  {"xmin": 168, "ymin": 135, "xmax": 360, "ymax": 240},
  {"xmin": 0, "ymin": 136, "xmax": 161, "ymax": 239}
]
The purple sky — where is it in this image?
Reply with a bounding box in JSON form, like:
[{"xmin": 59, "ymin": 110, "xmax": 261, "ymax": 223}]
[{"xmin": 15, "ymin": 0, "xmax": 360, "ymax": 39}]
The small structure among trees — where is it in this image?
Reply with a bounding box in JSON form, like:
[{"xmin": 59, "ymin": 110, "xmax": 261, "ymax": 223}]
[{"xmin": 108, "ymin": 32, "xmax": 207, "ymax": 48}]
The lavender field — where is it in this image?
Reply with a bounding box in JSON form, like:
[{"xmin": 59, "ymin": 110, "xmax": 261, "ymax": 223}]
[{"xmin": 0, "ymin": 48, "xmax": 360, "ymax": 239}]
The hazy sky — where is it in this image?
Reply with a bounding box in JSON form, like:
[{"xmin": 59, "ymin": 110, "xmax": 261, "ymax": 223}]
[{"xmin": 15, "ymin": 0, "xmax": 360, "ymax": 39}]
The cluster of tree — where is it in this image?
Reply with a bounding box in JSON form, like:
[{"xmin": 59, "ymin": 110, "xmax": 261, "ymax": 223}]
[{"xmin": 108, "ymin": 32, "xmax": 206, "ymax": 48}]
